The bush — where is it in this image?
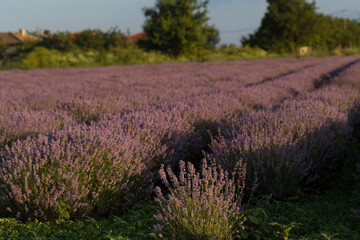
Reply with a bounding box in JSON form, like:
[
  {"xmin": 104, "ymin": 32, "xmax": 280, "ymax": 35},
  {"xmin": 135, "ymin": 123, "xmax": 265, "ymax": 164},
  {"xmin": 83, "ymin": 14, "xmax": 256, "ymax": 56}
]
[
  {"xmin": 208, "ymin": 95, "xmax": 352, "ymax": 197},
  {"xmin": 0, "ymin": 110, "xmax": 73, "ymax": 148},
  {"xmin": 74, "ymin": 29, "xmax": 105, "ymax": 51},
  {"xmin": 152, "ymin": 159, "xmax": 246, "ymax": 240},
  {"xmin": 15, "ymin": 47, "xmax": 69, "ymax": 69},
  {"xmin": 0, "ymin": 121, "xmax": 167, "ymax": 221},
  {"xmin": 40, "ymin": 32, "xmax": 75, "ymax": 52},
  {"xmin": 103, "ymin": 27, "xmax": 129, "ymax": 50}
]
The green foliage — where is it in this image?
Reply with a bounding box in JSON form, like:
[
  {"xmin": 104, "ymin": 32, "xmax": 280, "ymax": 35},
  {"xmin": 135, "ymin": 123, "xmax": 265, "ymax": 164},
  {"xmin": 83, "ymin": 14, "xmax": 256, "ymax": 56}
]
[
  {"xmin": 39, "ymin": 28, "xmax": 128, "ymax": 52},
  {"xmin": 55, "ymin": 201, "xmax": 71, "ymax": 220},
  {"xmin": 11, "ymin": 47, "xmax": 185, "ymax": 69},
  {"xmin": 0, "ymin": 40, "xmax": 8, "ymax": 59},
  {"xmin": 242, "ymin": 0, "xmax": 360, "ymax": 53},
  {"xmin": 74, "ymin": 29, "xmax": 105, "ymax": 50},
  {"xmin": 16, "ymin": 47, "xmax": 67, "ymax": 69},
  {"xmin": 311, "ymin": 15, "xmax": 360, "ymax": 49},
  {"xmin": 264, "ymin": 142, "xmax": 360, "ymax": 240},
  {"xmin": 0, "ymin": 203, "xmax": 158, "ymax": 240},
  {"xmin": 321, "ymin": 233, "xmax": 339, "ymax": 240},
  {"xmin": 206, "ymin": 44, "xmax": 278, "ymax": 61},
  {"xmin": 143, "ymin": 0, "xmax": 219, "ymax": 56},
  {"xmin": 242, "ymin": 0, "xmax": 317, "ymax": 53},
  {"xmin": 6, "ymin": 43, "xmax": 360, "ymax": 70},
  {"xmin": 241, "ymin": 206, "xmax": 279, "ymax": 240},
  {"xmin": 40, "ymin": 32, "xmax": 75, "ymax": 51},
  {"xmin": 269, "ymin": 222, "xmax": 303, "ymax": 240},
  {"xmin": 103, "ymin": 27, "xmax": 129, "ymax": 50}
]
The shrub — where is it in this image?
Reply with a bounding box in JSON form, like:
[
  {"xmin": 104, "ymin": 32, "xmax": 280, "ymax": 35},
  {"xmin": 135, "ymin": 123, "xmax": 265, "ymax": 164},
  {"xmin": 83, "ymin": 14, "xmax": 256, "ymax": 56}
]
[
  {"xmin": 103, "ymin": 27, "xmax": 129, "ymax": 50},
  {"xmin": 208, "ymin": 95, "xmax": 352, "ymax": 197},
  {"xmin": 15, "ymin": 47, "xmax": 69, "ymax": 69},
  {"xmin": 74, "ymin": 29, "xmax": 105, "ymax": 51},
  {"xmin": 40, "ymin": 32, "xmax": 75, "ymax": 51},
  {"xmin": 152, "ymin": 159, "xmax": 246, "ymax": 240},
  {"xmin": 0, "ymin": 110, "xmax": 73, "ymax": 147},
  {"xmin": 0, "ymin": 121, "xmax": 167, "ymax": 221}
]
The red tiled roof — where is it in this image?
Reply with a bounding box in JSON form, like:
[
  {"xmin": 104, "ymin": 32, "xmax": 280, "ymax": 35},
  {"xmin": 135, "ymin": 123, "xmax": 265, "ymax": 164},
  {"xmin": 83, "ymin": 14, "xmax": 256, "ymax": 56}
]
[{"xmin": 128, "ymin": 32, "xmax": 148, "ymax": 42}]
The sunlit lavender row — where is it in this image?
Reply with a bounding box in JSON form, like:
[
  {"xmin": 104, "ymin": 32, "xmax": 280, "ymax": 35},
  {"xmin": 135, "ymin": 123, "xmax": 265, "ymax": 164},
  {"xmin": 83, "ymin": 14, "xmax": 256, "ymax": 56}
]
[
  {"xmin": 0, "ymin": 56, "xmax": 359, "ymax": 220},
  {"xmin": 0, "ymin": 56, "xmax": 358, "ymax": 148}
]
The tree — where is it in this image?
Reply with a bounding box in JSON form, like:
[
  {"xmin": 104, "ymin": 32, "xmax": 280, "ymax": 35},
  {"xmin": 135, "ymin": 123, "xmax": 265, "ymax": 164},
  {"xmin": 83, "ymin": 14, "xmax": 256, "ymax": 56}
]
[
  {"xmin": 40, "ymin": 32, "xmax": 75, "ymax": 51},
  {"xmin": 242, "ymin": 0, "xmax": 317, "ymax": 53},
  {"xmin": 103, "ymin": 27, "xmax": 128, "ymax": 50},
  {"xmin": 142, "ymin": 0, "xmax": 219, "ymax": 56},
  {"xmin": 74, "ymin": 29, "xmax": 105, "ymax": 51}
]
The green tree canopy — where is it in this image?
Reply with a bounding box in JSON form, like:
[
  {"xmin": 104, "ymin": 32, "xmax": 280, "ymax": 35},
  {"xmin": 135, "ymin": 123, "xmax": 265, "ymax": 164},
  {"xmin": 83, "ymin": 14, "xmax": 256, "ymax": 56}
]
[
  {"xmin": 242, "ymin": 0, "xmax": 317, "ymax": 53},
  {"xmin": 142, "ymin": 0, "xmax": 219, "ymax": 56},
  {"xmin": 242, "ymin": 0, "xmax": 360, "ymax": 52},
  {"xmin": 74, "ymin": 29, "xmax": 105, "ymax": 51},
  {"xmin": 40, "ymin": 32, "xmax": 75, "ymax": 52}
]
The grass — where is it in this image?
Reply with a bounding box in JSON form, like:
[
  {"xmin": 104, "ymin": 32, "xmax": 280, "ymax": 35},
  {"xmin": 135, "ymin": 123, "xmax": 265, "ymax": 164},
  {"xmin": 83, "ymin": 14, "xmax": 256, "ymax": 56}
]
[{"xmin": 0, "ymin": 202, "xmax": 159, "ymax": 240}]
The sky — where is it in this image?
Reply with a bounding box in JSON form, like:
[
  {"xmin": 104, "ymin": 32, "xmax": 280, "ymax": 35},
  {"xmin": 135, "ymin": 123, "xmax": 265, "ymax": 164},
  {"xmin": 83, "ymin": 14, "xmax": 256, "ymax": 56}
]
[{"xmin": 0, "ymin": 0, "xmax": 359, "ymax": 45}]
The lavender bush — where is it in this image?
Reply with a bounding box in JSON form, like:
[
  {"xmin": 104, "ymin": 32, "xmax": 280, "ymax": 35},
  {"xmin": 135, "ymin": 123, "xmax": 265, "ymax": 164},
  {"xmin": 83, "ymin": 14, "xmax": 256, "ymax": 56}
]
[
  {"xmin": 207, "ymin": 85, "xmax": 355, "ymax": 197},
  {"xmin": 0, "ymin": 123, "xmax": 168, "ymax": 220},
  {"xmin": 152, "ymin": 159, "xmax": 246, "ymax": 240},
  {"xmin": 0, "ymin": 110, "xmax": 74, "ymax": 147},
  {"xmin": 0, "ymin": 56, "xmax": 359, "ymax": 221}
]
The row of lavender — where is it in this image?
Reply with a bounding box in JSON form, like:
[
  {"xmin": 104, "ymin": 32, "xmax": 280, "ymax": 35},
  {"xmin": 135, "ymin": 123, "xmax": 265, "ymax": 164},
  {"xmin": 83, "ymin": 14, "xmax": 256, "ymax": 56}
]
[
  {"xmin": 0, "ymin": 57, "xmax": 359, "ymax": 221},
  {"xmin": 0, "ymin": 56, "xmax": 358, "ymax": 148}
]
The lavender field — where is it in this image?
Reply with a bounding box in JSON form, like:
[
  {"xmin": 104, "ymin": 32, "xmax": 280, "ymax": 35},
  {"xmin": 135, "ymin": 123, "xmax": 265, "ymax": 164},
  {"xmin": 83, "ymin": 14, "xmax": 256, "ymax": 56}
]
[{"xmin": 0, "ymin": 55, "xmax": 360, "ymax": 225}]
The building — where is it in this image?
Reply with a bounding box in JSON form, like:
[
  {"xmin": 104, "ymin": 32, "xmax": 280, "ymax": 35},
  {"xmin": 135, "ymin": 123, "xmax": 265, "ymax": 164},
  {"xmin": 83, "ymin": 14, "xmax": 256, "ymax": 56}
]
[
  {"xmin": 0, "ymin": 29, "xmax": 39, "ymax": 46},
  {"xmin": 128, "ymin": 32, "xmax": 148, "ymax": 42}
]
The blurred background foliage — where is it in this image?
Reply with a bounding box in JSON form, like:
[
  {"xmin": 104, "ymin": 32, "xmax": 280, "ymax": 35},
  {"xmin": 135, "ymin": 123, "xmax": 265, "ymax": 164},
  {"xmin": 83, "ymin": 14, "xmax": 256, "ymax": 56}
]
[{"xmin": 1, "ymin": 0, "xmax": 359, "ymax": 69}]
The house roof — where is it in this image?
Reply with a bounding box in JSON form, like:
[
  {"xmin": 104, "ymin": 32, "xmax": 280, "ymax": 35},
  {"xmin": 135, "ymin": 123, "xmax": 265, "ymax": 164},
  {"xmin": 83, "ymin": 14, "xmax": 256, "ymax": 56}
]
[
  {"xmin": 0, "ymin": 33, "xmax": 21, "ymax": 45},
  {"xmin": 70, "ymin": 32, "xmax": 81, "ymax": 40},
  {"xmin": 0, "ymin": 30, "xmax": 39, "ymax": 45},
  {"xmin": 128, "ymin": 32, "xmax": 148, "ymax": 42}
]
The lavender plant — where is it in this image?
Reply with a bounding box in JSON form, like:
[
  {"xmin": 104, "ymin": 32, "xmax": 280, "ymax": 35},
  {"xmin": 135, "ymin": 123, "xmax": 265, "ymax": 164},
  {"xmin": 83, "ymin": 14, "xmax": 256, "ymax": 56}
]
[
  {"xmin": 152, "ymin": 159, "xmax": 246, "ymax": 240},
  {"xmin": 0, "ymin": 55, "xmax": 359, "ymax": 222},
  {"xmin": 0, "ymin": 122, "xmax": 168, "ymax": 220},
  {"xmin": 0, "ymin": 110, "xmax": 73, "ymax": 147},
  {"xmin": 208, "ymin": 90, "xmax": 354, "ymax": 197}
]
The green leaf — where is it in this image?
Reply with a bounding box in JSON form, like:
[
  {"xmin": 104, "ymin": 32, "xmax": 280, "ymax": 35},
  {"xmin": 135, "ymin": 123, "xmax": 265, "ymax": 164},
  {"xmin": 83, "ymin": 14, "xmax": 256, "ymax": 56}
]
[{"xmin": 249, "ymin": 215, "xmax": 260, "ymax": 225}]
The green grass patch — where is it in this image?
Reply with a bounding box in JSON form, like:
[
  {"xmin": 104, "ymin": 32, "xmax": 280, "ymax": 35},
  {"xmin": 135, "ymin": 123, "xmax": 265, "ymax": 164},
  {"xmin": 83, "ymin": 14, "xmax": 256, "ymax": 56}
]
[{"xmin": 0, "ymin": 202, "xmax": 158, "ymax": 240}]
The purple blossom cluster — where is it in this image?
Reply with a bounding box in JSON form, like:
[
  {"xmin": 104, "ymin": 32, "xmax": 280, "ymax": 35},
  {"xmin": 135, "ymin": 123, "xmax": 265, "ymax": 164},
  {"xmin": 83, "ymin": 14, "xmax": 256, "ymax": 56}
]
[{"xmin": 0, "ymin": 56, "xmax": 359, "ymax": 221}]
